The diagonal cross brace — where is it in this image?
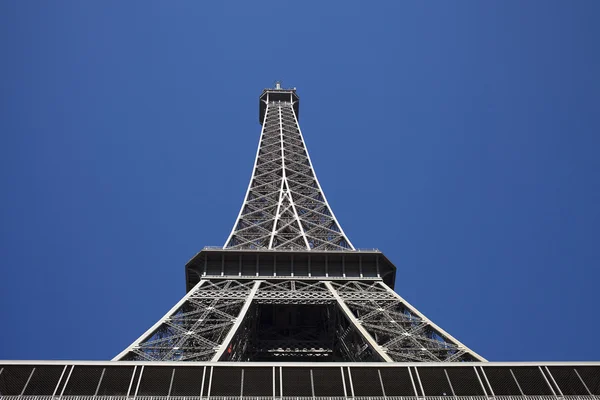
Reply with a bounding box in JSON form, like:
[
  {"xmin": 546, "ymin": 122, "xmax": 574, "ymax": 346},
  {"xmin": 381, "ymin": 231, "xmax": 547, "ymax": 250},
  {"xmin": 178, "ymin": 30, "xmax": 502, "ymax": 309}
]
[
  {"xmin": 112, "ymin": 280, "xmax": 207, "ymax": 361},
  {"xmin": 323, "ymin": 281, "xmax": 393, "ymax": 362},
  {"xmin": 211, "ymin": 280, "xmax": 262, "ymax": 361}
]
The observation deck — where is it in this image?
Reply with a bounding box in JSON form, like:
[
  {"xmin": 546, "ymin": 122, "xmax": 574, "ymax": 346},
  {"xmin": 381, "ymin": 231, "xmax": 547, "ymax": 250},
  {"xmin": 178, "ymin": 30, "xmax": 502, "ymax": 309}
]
[
  {"xmin": 185, "ymin": 247, "xmax": 397, "ymax": 292},
  {"xmin": 259, "ymin": 82, "xmax": 300, "ymax": 123}
]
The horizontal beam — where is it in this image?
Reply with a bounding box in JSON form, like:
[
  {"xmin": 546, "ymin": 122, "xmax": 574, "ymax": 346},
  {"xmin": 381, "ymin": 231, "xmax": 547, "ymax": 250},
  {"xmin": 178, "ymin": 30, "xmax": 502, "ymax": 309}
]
[{"xmin": 1, "ymin": 360, "xmax": 599, "ymax": 367}]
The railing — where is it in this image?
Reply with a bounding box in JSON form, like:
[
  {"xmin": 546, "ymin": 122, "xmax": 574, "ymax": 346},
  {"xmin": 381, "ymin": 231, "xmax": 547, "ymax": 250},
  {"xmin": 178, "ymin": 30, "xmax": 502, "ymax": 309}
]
[
  {"xmin": 2, "ymin": 397, "xmax": 599, "ymax": 400},
  {"xmin": 2, "ymin": 363, "xmax": 599, "ymax": 399},
  {"xmin": 201, "ymin": 246, "xmax": 381, "ymax": 253}
]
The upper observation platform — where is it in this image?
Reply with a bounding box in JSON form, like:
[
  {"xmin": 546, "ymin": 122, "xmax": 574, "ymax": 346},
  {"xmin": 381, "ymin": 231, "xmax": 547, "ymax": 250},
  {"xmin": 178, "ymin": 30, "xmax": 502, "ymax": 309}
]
[{"xmin": 259, "ymin": 81, "xmax": 300, "ymax": 123}]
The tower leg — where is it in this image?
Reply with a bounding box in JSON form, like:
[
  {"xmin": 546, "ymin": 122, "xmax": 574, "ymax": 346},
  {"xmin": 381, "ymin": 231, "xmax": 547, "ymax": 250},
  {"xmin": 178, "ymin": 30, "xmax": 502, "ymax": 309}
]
[
  {"xmin": 324, "ymin": 281, "xmax": 393, "ymax": 362},
  {"xmin": 211, "ymin": 280, "xmax": 262, "ymax": 361},
  {"xmin": 115, "ymin": 280, "xmax": 260, "ymax": 361}
]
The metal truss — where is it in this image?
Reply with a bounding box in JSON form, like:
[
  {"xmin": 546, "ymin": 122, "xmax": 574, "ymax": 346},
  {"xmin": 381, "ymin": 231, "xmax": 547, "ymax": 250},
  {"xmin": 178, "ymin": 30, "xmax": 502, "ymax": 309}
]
[
  {"xmin": 224, "ymin": 91, "xmax": 354, "ymax": 251},
  {"xmin": 114, "ymin": 280, "xmax": 258, "ymax": 362},
  {"xmin": 255, "ymin": 280, "xmax": 335, "ymax": 304},
  {"xmin": 115, "ymin": 276, "xmax": 483, "ymax": 363},
  {"xmin": 328, "ymin": 281, "xmax": 486, "ymax": 362},
  {"xmin": 115, "ymin": 86, "xmax": 484, "ymax": 363},
  {"xmin": 223, "ymin": 283, "xmax": 377, "ymax": 362}
]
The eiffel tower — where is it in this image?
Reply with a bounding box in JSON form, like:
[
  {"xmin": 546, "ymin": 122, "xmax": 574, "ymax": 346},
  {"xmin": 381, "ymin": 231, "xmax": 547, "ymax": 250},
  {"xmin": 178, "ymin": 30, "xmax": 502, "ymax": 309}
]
[
  {"xmin": 113, "ymin": 82, "xmax": 485, "ymax": 363},
  {"xmin": 2, "ymin": 84, "xmax": 599, "ymax": 400}
]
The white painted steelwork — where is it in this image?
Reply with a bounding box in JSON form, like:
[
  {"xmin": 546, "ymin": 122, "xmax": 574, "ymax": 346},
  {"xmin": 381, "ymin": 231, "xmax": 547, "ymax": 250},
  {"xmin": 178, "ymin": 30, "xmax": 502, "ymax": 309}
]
[
  {"xmin": 114, "ymin": 280, "xmax": 258, "ymax": 361},
  {"xmin": 328, "ymin": 280, "xmax": 485, "ymax": 362},
  {"xmin": 324, "ymin": 281, "xmax": 393, "ymax": 362},
  {"xmin": 224, "ymin": 86, "xmax": 353, "ymax": 251},
  {"xmin": 210, "ymin": 280, "xmax": 263, "ymax": 361},
  {"xmin": 113, "ymin": 280, "xmax": 207, "ymax": 361},
  {"xmin": 113, "ymin": 278, "xmax": 484, "ymax": 362},
  {"xmin": 107, "ymin": 85, "xmax": 491, "ymax": 363}
]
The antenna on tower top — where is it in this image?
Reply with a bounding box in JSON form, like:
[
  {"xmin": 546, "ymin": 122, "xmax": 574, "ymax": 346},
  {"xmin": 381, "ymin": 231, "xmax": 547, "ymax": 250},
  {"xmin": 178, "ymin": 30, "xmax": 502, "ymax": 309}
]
[{"xmin": 275, "ymin": 81, "xmax": 282, "ymax": 90}]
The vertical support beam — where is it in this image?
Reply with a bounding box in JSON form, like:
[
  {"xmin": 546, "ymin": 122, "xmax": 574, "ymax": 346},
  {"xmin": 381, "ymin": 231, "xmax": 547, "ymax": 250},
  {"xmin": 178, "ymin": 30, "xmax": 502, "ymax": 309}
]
[
  {"xmin": 473, "ymin": 366, "xmax": 488, "ymax": 397},
  {"xmin": 268, "ymin": 106, "xmax": 286, "ymax": 250},
  {"xmin": 94, "ymin": 368, "xmax": 106, "ymax": 397},
  {"xmin": 378, "ymin": 369, "xmax": 387, "ymax": 399},
  {"xmin": 444, "ymin": 369, "xmax": 456, "ymax": 397},
  {"xmin": 407, "ymin": 367, "xmax": 418, "ymax": 397},
  {"xmin": 240, "ymin": 368, "xmax": 245, "ymax": 398},
  {"xmin": 126, "ymin": 366, "xmax": 137, "ymax": 398},
  {"xmin": 413, "ymin": 367, "xmax": 425, "ymax": 397},
  {"xmin": 340, "ymin": 367, "xmax": 348, "ymax": 398},
  {"xmin": 52, "ymin": 365, "xmax": 68, "ymax": 397},
  {"xmin": 167, "ymin": 368, "xmax": 176, "ymax": 398},
  {"xmin": 346, "ymin": 367, "xmax": 355, "ymax": 398},
  {"xmin": 200, "ymin": 366, "xmax": 207, "ymax": 397},
  {"xmin": 479, "ymin": 366, "xmax": 495, "ymax": 397},
  {"xmin": 19, "ymin": 367, "xmax": 35, "ymax": 397},
  {"xmin": 112, "ymin": 280, "xmax": 207, "ymax": 361},
  {"xmin": 224, "ymin": 103, "xmax": 270, "ymax": 249},
  {"xmin": 509, "ymin": 369, "xmax": 525, "ymax": 396},
  {"xmin": 211, "ymin": 280, "xmax": 263, "ymax": 361},
  {"xmin": 133, "ymin": 365, "xmax": 144, "ymax": 398},
  {"xmin": 207, "ymin": 366, "xmax": 214, "ymax": 398},
  {"xmin": 278, "ymin": 105, "xmax": 310, "ymax": 250},
  {"xmin": 574, "ymin": 368, "xmax": 593, "ymax": 396},
  {"xmin": 59, "ymin": 365, "xmax": 75, "ymax": 398},
  {"xmin": 279, "ymin": 366, "xmax": 283, "ymax": 398},
  {"xmin": 272, "ymin": 366, "xmax": 276, "ymax": 398},
  {"xmin": 324, "ymin": 281, "xmax": 393, "ymax": 362},
  {"xmin": 359, "ymin": 255, "xmax": 363, "ymax": 278},
  {"xmin": 545, "ymin": 366, "xmax": 563, "ymax": 396},
  {"xmin": 538, "ymin": 366, "xmax": 557, "ymax": 396},
  {"xmin": 289, "ymin": 100, "xmax": 355, "ymax": 250}
]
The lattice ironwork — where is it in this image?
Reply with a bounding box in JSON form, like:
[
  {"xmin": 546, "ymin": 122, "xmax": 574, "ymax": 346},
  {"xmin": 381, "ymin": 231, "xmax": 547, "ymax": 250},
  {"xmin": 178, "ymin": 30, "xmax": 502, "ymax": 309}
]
[
  {"xmin": 115, "ymin": 276, "xmax": 483, "ymax": 363},
  {"xmin": 117, "ymin": 280, "xmax": 257, "ymax": 361},
  {"xmin": 255, "ymin": 280, "xmax": 335, "ymax": 304},
  {"xmin": 329, "ymin": 281, "xmax": 483, "ymax": 362},
  {"xmin": 224, "ymin": 88, "xmax": 353, "ymax": 251},
  {"xmin": 114, "ymin": 84, "xmax": 485, "ymax": 364}
]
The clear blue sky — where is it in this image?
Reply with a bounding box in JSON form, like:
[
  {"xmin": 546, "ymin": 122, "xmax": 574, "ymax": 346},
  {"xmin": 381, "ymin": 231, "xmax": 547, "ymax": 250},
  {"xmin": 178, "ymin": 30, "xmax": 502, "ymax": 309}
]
[{"xmin": 1, "ymin": 1, "xmax": 599, "ymax": 361}]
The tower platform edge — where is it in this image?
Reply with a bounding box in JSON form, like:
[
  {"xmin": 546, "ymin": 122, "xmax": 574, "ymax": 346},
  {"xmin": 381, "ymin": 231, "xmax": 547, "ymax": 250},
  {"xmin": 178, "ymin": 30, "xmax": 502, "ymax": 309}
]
[{"xmin": 185, "ymin": 248, "xmax": 397, "ymax": 293}]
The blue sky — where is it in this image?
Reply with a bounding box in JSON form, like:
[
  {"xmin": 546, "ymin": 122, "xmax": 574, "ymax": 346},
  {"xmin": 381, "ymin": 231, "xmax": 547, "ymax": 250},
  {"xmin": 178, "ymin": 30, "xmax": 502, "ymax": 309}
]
[{"xmin": 1, "ymin": 1, "xmax": 599, "ymax": 361}]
